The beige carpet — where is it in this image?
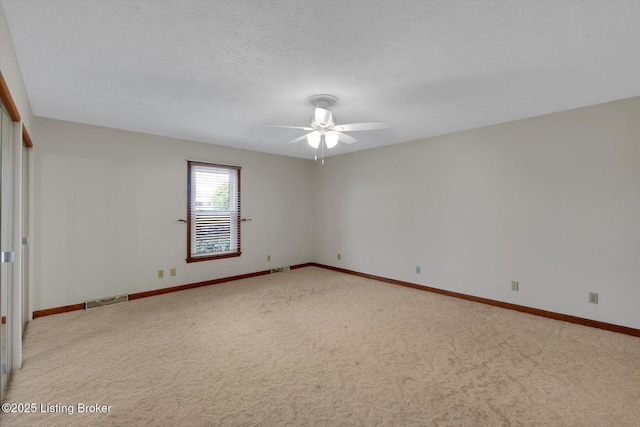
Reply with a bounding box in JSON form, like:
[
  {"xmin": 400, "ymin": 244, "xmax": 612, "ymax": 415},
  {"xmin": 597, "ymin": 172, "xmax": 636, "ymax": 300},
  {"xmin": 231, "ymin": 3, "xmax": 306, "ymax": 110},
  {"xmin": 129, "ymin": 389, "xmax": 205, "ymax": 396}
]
[{"xmin": 1, "ymin": 266, "xmax": 639, "ymax": 426}]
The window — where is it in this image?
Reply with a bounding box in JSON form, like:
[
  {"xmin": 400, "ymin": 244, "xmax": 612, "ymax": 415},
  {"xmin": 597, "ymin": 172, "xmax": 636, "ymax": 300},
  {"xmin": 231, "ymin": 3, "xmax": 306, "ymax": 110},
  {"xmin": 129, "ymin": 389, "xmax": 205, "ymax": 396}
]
[{"xmin": 187, "ymin": 161, "xmax": 241, "ymax": 262}]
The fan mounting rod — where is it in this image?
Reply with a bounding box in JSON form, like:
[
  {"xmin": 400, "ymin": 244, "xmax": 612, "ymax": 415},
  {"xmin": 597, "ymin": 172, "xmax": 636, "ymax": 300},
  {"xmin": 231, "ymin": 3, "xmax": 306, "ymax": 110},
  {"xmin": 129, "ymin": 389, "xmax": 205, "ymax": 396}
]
[{"xmin": 308, "ymin": 94, "xmax": 338, "ymax": 109}]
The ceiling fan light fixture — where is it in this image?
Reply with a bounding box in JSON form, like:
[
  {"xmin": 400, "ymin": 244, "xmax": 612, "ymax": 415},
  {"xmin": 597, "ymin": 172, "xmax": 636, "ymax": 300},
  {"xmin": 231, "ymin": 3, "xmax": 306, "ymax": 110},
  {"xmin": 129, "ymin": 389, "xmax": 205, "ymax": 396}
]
[
  {"xmin": 314, "ymin": 107, "xmax": 333, "ymax": 127},
  {"xmin": 263, "ymin": 94, "xmax": 387, "ymax": 157},
  {"xmin": 307, "ymin": 131, "xmax": 321, "ymax": 148},
  {"xmin": 325, "ymin": 131, "xmax": 339, "ymax": 148}
]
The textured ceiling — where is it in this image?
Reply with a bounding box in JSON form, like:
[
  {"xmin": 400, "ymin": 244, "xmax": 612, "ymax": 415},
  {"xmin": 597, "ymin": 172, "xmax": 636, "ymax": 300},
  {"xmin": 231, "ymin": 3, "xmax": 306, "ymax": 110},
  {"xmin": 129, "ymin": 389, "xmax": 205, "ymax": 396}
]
[{"xmin": 2, "ymin": 0, "xmax": 640, "ymax": 159}]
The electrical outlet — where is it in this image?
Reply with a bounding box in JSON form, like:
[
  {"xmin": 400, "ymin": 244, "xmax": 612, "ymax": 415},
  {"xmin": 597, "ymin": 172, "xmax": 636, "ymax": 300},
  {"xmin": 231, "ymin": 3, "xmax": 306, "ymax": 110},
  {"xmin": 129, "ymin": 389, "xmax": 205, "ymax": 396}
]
[
  {"xmin": 158, "ymin": 270, "xmax": 164, "ymax": 279},
  {"xmin": 589, "ymin": 292, "xmax": 599, "ymax": 304},
  {"xmin": 511, "ymin": 281, "xmax": 519, "ymax": 291},
  {"xmin": 170, "ymin": 268, "xmax": 176, "ymax": 277},
  {"xmin": 338, "ymin": 253, "xmax": 341, "ymax": 260},
  {"xmin": 267, "ymin": 255, "xmax": 271, "ymax": 262},
  {"xmin": 416, "ymin": 266, "xmax": 421, "ymax": 274}
]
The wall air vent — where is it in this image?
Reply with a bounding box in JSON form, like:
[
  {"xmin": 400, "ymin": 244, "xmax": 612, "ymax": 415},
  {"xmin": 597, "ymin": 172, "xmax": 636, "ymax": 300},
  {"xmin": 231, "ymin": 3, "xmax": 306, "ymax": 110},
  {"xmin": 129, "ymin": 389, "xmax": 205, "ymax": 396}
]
[
  {"xmin": 270, "ymin": 266, "xmax": 290, "ymax": 274},
  {"xmin": 85, "ymin": 294, "xmax": 129, "ymax": 309}
]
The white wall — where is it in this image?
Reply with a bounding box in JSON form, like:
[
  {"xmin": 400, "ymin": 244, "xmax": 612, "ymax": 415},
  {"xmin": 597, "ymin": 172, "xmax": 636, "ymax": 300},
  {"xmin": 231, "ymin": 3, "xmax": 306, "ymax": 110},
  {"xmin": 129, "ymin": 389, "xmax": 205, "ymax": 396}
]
[
  {"xmin": 33, "ymin": 118, "xmax": 314, "ymax": 311},
  {"xmin": 313, "ymin": 96, "xmax": 640, "ymax": 330},
  {"xmin": 0, "ymin": 4, "xmax": 33, "ymax": 130}
]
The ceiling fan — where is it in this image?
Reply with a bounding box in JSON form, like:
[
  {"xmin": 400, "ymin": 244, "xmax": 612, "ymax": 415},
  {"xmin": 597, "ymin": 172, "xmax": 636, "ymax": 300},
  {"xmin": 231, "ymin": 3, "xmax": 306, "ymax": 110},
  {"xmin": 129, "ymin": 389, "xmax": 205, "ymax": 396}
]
[{"xmin": 262, "ymin": 94, "xmax": 388, "ymax": 156}]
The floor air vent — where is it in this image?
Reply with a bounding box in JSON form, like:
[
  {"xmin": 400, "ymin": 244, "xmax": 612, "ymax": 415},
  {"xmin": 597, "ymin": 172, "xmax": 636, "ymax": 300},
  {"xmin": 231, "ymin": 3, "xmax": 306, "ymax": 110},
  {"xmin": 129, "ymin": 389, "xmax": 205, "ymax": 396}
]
[
  {"xmin": 85, "ymin": 294, "xmax": 129, "ymax": 309},
  {"xmin": 270, "ymin": 266, "xmax": 290, "ymax": 274}
]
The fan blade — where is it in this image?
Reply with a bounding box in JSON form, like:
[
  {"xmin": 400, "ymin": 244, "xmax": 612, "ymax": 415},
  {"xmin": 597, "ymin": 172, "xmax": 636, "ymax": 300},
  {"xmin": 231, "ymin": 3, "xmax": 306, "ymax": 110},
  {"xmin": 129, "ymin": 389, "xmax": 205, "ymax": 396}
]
[
  {"xmin": 332, "ymin": 122, "xmax": 388, "ymax": 132},
  {"xmin": 288, "ymin": 132, "xmax": 314, "ymax": 144},
  {"xmin": 335, "ymin": 131, "xmax": 357, "ymax": 144},
  {"xmin": 261, "ymin": 124, "xmax": 314, "ymax": 131},
  {"xmin": 314, "ymin": 108, "xmax": 333, "ymax": 126}
]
